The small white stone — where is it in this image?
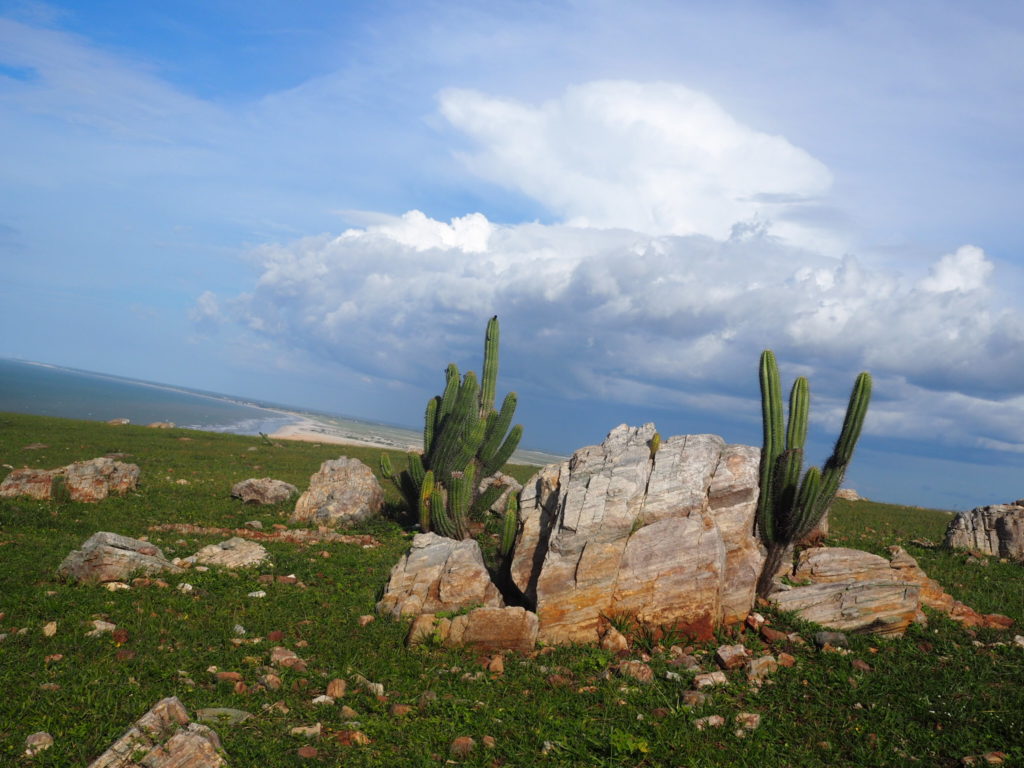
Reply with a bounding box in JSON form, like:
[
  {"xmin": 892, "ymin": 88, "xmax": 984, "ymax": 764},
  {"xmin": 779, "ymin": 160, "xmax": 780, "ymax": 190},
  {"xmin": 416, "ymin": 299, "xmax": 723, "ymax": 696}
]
[
  {"xmin": 194, "ymin": 565, "xmax": 209, "ymax": 573},
  {"xmin": 234, "ymin": 624, "xmax": 247, "ymax": 636},
  {"xmin": 311, "ymin": 695, "xmax": 335, "ymax": 706},
  {"xmin": 103, "ymin": 582, "xmax": 130, "ymax": 592},
  {"xmin": 248, "ymin": 590, "xmax": 267, "ymax": 599},
  {"xmin": 24, "ymin": 731, "xmax": 53, "ymax": 756},
  {"xmin": 85, "ymin": 620, "xmax": 116, "ymax": 637},
  {"xmin": 42, "ymin": 621, "xmax": 57, "ymax": 637},
  {"xmin": 177, "ymin": 582, "xmax": 194, "ymax": 594}
]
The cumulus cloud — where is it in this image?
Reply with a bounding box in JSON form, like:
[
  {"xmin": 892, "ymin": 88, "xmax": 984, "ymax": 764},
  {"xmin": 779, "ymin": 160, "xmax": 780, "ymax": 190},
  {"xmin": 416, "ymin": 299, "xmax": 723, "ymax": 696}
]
[
  {"xmin": 214, "ymin": 208, "xmax": 1024, "ymax": 453},
  {"xmin": 439, "ymin": 81, "xmax": 837, "ymax": 251}
]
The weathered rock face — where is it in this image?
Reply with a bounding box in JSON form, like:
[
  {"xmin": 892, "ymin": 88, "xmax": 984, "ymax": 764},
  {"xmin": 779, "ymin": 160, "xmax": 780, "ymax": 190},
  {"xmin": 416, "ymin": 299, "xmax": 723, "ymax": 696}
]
[
  {"xmin": 291, "ymin": 457, "xmax": 383, "ymax": 527},
  {"xmin": 406, "ymin": 607, "xmax": 538, "ymax": 652},
  {"xmin": 87, "ymin": 696, "xmax": 224, "ymax": 767},
  {"xmin": 231, "ymin": 477, "xmax": 298, "ymax": 505},
  {"xmin": 65, "ymin": 458, "xmax": 140, "ymax": 502},
  {"xmin": 944, "ymin": 503, "xmax": 1024, "ymax": 560},
  {"xmin": 377, "ymin": 533, "xmax": 504, "ymax": 619},
  {"xmin": 0, "ymin": 458, "xmax": 139, "ymax": 502},
  {"xmin": 510, "ymin": 424, "xmax": 762, "ymax": 645},
  {"xmin": 59, "ymin": 532, "xmax": 183, "ymax": 583},
  {"xmin": 478, "ymin": 472, "xmax": 523, "ymax": 515},
  {"xmin": 191, "ymin": 537, "xmax": 269, "ymax": 569},
  {"xmin": 0, "ymin": 468, "xmax": 60, "ymax": 500}
]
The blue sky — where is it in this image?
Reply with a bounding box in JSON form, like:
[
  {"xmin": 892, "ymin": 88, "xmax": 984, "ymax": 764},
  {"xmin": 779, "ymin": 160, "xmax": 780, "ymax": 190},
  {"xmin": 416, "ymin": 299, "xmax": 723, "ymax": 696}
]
[{"xmin": 2, "ymin": 0, "xmax": 1024, "ymax": 510}]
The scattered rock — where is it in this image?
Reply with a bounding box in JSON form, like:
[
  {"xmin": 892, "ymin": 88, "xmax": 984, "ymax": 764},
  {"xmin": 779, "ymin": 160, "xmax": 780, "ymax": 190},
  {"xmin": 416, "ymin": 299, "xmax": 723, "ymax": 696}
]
[
  {"xmin": 149, "ymin": 522, "xmax": 380, "ymax": 548},
  {"xmin": 377, "ymin": 533, "xmax": 504, "ymax": 619},
  {"xmin": 835, "ymin": 488, "xmax": 862, "ymax": 501},
  {"xmin": 106, "ymin": 418, "xmax": 130, "ymax": 425},
  {"xmin": 231, "ymin": 478, "xmax": 298, "ymax": 505},
  {"xmin": 291, "ymin": 457, "xmax": 384, "ymax": 527},
  {"xmin": 600, "ymin": 627, "xmax": 629, "ymax": 653},
  {"xmin": 191, "ymin": 537, "xmax": 269, "ymax": 569},
  {"xmin": 945, "ymin": 503, "xmax": 1024, "ymax": 560},
  {"xmin": 714, "ymin": 643, "xmax": 749, "ymax": 670},
  {"xmin": 511, "ymin": 425, "xmax": 762, "ymax": 645},
  {"xmin": 449, "ymin": 736, "xmax": 476, "ymax": 758},
  {"xmin": 681, "ymin": 690, "xmax": 707, "ymax": 708},
  {"xmin": 334, "ymin": 730, "xmax": 370, "ymax": 746},
  {"xmin": 357, "ymin": 615, "xmax": 375, "ymax": 627},
  {"xmin": 42, "ymin": 621, "xmax": 57, "ymax": 637},
  {"xmin": 24, "ymin": 731, "xmax": 53, "ymax": 757},
  {"xmin": 446, "ymin": 606, "xmax": 539, "ymax": 652},
  {"xmin": 694, "ymin": 715, "xmax": 726, "ymax": 730},
  {"xmin": 693, "ymin": 671, "xmax": 728, "ymax": 689},
  {"xmin": 247, "ymin": 590, "xmax": 266, "ymax": 598},
  {"xmin": 87, "ymin": 697, "xmax": 224, "ymax": 767},
  {"xmin": 147, "ymin": 422, "xmax": 175, "ymax": 429},
  {"xmin": 0, "ymin": 468, "xmax": 61, "ymax": 500},
  {"xmin": 65, "ymin": 458, "xmax": 141, "ymax": 502},
  {"xmin": 296, "ymin": 746, "xmax": 318, "ymax": 759},
  {"xmin": 389, "ymin": 703, "xmax": 413, "ymax": 717},
  {"xmin": 311, "ymin": 695, "xmax": 334, "ymax": 706},
  {"xmin": 814, "ymin": 632, "xmax": 849, "ymax": 649},
  {"xmin": 85, "ymin": 620, "xmax": 116, "ymax": 637},
  {"xmin": 340, "ymin": 705, "xmax": 360, "ymax": 720},
  {"xmin": 290, "ymin": 723, "xmax": 321, "ymax": 739},
  {"xmin": 270, "ymin": 647, "xmax": 306, "ymax": 672},
  {"xmin": 735, "ymin": 712, "xmax": 761, "ymax": 736},
  {"xmin": 616, "ymin": 660, "xmax": 654, "ymax": 682},
  {"xmin": 326, "ymin": 678, "xmax": 347, "ymax": 698},
  {"xmin": 745, "ymin": 655, "xmax": 778, "ymax": 685},
  {"xmin": 353, "ymin": 674, "xmax": 384, "ymax": 698},
  {"xmin": 58, "ymin": 532, "xmax": 182, "ymax": 584}
]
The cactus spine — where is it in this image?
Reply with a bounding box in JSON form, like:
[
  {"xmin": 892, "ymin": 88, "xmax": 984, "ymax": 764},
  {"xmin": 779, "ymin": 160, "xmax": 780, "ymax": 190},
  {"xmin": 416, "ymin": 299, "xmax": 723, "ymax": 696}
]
[
  {"xmin": 754, "ymin": 350, "xmax": 872, "ymax": 598},
  {"xmin": 380, "ymin": 316, "xmax": 523, "ymax": 542}
]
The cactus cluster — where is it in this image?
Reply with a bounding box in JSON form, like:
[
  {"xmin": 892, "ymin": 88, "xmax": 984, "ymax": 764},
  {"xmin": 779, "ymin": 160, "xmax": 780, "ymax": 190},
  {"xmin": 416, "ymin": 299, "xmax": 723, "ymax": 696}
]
[
  {"xmin": 380, "ymin": 316, "xmax": 522, "ymax": 555},
  {"xmin": 754, "ymin": 349, "xmax": 872, "ymax": 598}
]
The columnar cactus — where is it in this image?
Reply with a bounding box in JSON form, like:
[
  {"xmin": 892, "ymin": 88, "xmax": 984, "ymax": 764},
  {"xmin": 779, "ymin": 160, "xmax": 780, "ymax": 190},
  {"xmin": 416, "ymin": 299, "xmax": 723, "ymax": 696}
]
[
  {"xmin": 381, "ymin": 316, "xmax": 523, "ymax": 541},
  {"xmin": 754, "ymin": 350, "xmax": 872, "ymax": 598}
]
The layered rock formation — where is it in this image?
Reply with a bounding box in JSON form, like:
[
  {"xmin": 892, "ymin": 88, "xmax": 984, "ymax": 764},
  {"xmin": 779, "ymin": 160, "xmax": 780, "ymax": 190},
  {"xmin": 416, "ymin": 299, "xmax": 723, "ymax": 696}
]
[
  {"xmin": 944, "ymin": 502, "xmax": 1024, "ymax": 560},
  {"xmin": 510, "ymin": 424, "xmax": 762, "ymax": 644},
  {"xmin": 59, "ymin": 532, "xmax": 183, "ymax": 583},
  {"xmin": 230, "ymin": 477, "xmax": 297, "ymax": 505}
]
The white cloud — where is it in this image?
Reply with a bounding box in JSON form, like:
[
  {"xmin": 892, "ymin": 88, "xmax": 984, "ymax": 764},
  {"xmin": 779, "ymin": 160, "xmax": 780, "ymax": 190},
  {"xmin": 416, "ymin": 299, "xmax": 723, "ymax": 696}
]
[
  {"xmin": 439, "ymin": 81, "xmax": 836, "ymax": 250},
  {"xmin": 919, "ymin": 245, "xmax": 993, "ymax": 293}
]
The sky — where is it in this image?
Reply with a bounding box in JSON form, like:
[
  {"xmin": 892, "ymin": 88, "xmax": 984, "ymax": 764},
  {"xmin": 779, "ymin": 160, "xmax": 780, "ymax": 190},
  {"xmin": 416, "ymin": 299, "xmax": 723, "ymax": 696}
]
[{"xmin": 1, "ymin": 0, "xmax": 1023, "ymax": 511}]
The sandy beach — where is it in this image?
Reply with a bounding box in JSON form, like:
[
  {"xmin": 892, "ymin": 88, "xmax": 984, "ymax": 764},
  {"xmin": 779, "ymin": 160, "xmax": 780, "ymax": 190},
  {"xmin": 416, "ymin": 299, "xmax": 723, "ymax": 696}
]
[{"xmin": 268, "ymin": 415, "xmax": 422, "ymax": 452}]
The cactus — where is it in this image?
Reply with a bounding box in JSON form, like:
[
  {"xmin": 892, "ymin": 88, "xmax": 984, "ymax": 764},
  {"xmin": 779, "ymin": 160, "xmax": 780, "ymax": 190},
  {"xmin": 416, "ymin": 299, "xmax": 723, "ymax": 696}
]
[
  {"xmin": 499, "ymin": 493, "xmax": 519, "ymax": 559},
  {"xmin": 754, "ymin": 350, "xmax": 872, "ymax": 598},
  {"xmin": 381, "ymin": 316, "xmax": 523, "ymax": 540}
]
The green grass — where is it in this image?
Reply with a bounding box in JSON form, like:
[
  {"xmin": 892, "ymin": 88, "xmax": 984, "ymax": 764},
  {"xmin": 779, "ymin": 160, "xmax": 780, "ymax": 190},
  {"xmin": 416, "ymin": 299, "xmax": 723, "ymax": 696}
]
[{"xmin": 1, "ymin": 412, "xmax": 1022, "ymax": 766}]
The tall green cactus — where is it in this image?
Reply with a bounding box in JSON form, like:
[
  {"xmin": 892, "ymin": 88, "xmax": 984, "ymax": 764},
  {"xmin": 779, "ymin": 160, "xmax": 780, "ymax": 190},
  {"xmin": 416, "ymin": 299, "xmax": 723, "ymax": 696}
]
[
  {"xmin": 380, "ymin": 316, "xmax": 523, "ymax": 541},
  {"xmin": 754, "ymin": 350, "xmax": 872, "ymax": 598}
]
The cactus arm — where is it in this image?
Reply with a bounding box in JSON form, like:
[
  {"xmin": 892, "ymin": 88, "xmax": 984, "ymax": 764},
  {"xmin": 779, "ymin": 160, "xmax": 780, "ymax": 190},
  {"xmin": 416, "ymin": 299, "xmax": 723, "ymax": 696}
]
[
  {"xmin": 499, "ymin": 493, "xmax": 519, "ymax": 558},
  {"xmin": 649, "ymin": 432, "xmax": 661, "ymax": 460},
  {"xmin": 424, "ymin": 397, "xmax": 440, "ymax": 455},
  {"xmin": 785, "ymin": 377, "xmax": 809, "ymax": 451},
  {"xmin": 482, "ymin": 423, "xmax": 522, "ymax": 477},
  {"xmin": 431, "ymin": 371, "xmax": 480, "ymax": 478},
  {"xmin": 787, "ymin": 465, "xmax": 822, "ymax": 542},
  {"xmin": 480, "ymin": 315, "xmax": 499, "ymax": 416},
  {"xmin": 418, "ymin": 471, "xmax": 435, "ymax": 532},
  {"xmin": 379, "ymin": 453, "xmax": 394, "ymax": 479},
  {"xmin": 471, "ymin": 482, "xmax": 505, "ymax": 517},
  {"xmin": 478, "ymin": 392, "xmax": 518, "ymax": 469},
  {"xmin": 431, "ymin": 487, "xmax": 455, "ymax": 538},
  {"xmin": 756, "ymin": 350, "xmax": 784, "ymax": 539}
]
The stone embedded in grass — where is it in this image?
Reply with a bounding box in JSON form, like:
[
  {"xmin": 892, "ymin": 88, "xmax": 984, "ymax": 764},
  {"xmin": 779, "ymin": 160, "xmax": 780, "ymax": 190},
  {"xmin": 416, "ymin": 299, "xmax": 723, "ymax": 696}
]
[
  {"xmin": 291, "ymin": 457, "xmax": 384, "ymax": 528},
  {"xmin": 231, "ymin": 477, "xmax": 298, "ymax": 505},
  {"xmin": 745, "ymin": 655, "xmax": 778, "ymax": 685},
  {"xmin": 192, "ymin": 537, "xmax": 269, "ymax": 569},
  {"xmin": 296, "ymin": 746, "xmax": 318, "ymax": 759},
  {"xmin": 290, "ymin": 723, "xmax": 322, "ymax": 738},
  {"xmin": 814, "ymin": 631, "xmax": 849, "ymax": 649},
  {"xmin": 600, "ymin": 626, "xmax": 629, "ymax": 653},
  {"xmin": 89, "ymin": 697, "xmax": 225, "ymax": 767},
  {"xmin": 353, "ymin": 674, "xmax": 384, "ymax": 698},
  {"xmin": 59, "ymin": 531, "xmax": 182, "ymax": 584},
  {"xmin": 195, "ymin": 707, "xmax": 252, "ymax": 726},
  {"xmin": 24, "ymin": 732, "xmax": 53, "ymax": 756},
  {"xmin": 311, "ymin": 695, "xmax": 334, "ymax": 706},
  {"xmin": 357, "ymin": 614, "xmax": 374, "ymax": 626},
  {"xmin": 693, "ymin": 671, "xmax": 728, "ymax": 689},
  {"xmin": 449, "ymin": 736, "xmax": 475, "ymax": 757},
  {"xmin": 694, "ymin": 715, "xmax": 725, "ymax": 730},
  {"xmin": 42, "ymin": 621, "xmax": 56, "ymax": 637},
  {"xmin": 616, "ymin": 660, "xmax": 654, "ymax": 682},
  {"xmin": 326, "ymin": 678, "xmax": 347, "ymax": 698},
  {"xmin": 85, "ymin": 620, "xmax": 116, "ymax": 637},
  {"xmin": 334, "ymin": 730, "xmax": 370, "ymax": 746},
  {"xmin": 714, "ymin": 644, "xmax": 749, "ymax": 670},
  {"xmin": 247, "ymin": 590, "xmax": 267, "ymax": 598},
  {"xmin": 340, "ymin": 705, "xmax": 359, "ymax": 720},
  {"xmin": 734, "ymin": 712, "xmax": 761, "ymax": 736}
]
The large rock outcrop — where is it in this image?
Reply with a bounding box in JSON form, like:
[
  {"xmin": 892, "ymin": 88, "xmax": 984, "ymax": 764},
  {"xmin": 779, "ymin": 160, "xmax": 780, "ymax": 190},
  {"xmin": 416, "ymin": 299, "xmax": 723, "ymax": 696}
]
[
  {"xmin": 291, "ymin": 457, "xmax": 383, "ymax": 528},
  {"xmin": 0, "ymin": 458, "xmax": 139, "ymax": 502},
  {"xmin": 59, "ymin": 532, "xmax": 183, "ymax": 583},
  {"xmin": 510, "ymin": 424, "xmax": 762, "ymax": 644},
  {"xmin": 87, "ymin": 696, "xmax": 224, "ymax": 767},
  {"xmin": 944, "ymin": 502, "xmax": 1024, "ymax": 560},
  {"xmin": 377, "ymin": 533, "xmax": 504, "ymax": 619}
]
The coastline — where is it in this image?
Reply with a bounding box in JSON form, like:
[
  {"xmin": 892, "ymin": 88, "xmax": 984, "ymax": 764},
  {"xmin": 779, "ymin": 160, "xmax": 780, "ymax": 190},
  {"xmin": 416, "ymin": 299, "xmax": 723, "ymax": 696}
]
[{"xmin": 268, "ymin": 415, "xmax": 422, "ymax": 452}]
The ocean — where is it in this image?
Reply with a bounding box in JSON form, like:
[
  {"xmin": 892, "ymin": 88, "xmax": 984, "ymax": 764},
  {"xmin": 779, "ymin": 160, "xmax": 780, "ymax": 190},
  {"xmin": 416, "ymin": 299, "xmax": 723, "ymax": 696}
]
[{"xmin": 0, "ymin": 359, "xmax": 564, "ymax": 465}]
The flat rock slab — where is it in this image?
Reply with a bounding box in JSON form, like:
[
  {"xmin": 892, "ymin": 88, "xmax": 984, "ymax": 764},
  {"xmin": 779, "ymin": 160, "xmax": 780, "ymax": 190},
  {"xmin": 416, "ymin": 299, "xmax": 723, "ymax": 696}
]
[
  {"xmin": 291, "ymin": 457, "xmax": 384, "ymax": 528},
  {"xmin": 377, "ymin": 532, "xmax": 504, "ymax": 619},
  {"xmin": 407, "ymin": 607, "xmax": 539, "ymax": 652},
  {"xmin": 0, "ymin": 458, "xmax": 139, "ymax": 502},
  {"xmin": 191, "ymin": 537, "xmax": 269, "ymax": 568},
  {"xmin": 87, "ymin": 696, "xmax": 224, "ymax": 767},
  {"xmin": 59, "ymin": 532, "xmax": 183, "ymax": 584},
  {"xmin": 944, "ymin": 503, "xmax": 1024, "ymax": 560},
  {"xmin": 770, "ymin": 580, "xmax": 920, "ymax": 637},
  {"xmin": 230, "ymin": 477, "xmax": 298, "ymax": 505}
]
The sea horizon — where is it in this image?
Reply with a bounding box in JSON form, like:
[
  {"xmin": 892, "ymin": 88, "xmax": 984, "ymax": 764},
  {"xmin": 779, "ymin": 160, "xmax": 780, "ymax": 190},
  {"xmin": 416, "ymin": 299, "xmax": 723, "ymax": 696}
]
[{"xmin": 0, "ymin": 358, "xmax": 565, "ymax": 466}]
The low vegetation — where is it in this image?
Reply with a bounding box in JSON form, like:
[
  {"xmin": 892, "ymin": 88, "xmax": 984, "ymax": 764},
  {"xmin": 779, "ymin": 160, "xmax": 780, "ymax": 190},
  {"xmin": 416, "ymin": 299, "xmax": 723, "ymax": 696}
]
[{"xmin": 0, "ymin": 412, "xmax": 1022, "ymax": 766}]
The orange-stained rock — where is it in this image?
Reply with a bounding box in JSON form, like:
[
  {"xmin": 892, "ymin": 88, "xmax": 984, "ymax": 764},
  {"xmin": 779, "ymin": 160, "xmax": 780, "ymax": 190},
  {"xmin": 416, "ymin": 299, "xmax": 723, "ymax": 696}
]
[
  {"xmin": 377, "ymin": 533, "xmax": 503, "ymax": 619},
  {"xmin": 511, "ymin": 424, "xmax": 762, "ymax": 645},
  {"xmin": 770, "ymin": 581, "xmax": 920, "ymax": 636},
  {"xmin": 1, "ymin": 458, "xmax": 139, "ymax": 502}
]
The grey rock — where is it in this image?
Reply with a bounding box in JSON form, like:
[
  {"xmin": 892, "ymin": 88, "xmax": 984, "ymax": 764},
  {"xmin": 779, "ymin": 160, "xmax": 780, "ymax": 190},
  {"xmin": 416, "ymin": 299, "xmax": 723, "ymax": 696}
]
[
  {"xmin": 0, "ymin": 458, "xmax": 139, "ymax": 502},
  {"xmin": 191, "ymin": 537, "xmax": 269, "ymax": 569},
  {"xmin": 944, "ymin": 503, "xmax": 1024, "ymax": 560},
  {"xmin": 291, "ymin": 457, "xmax": 383, "ymax": 527},
  {"xmin": 58, "ymin": 532, "xmax": 183, "ymax": 584},
  {"xmin": 195, "ymin": 708, "xmax": 252, "ymax": 726},
  {"xmin": 771, "ymin": 582, "xmax": 920, "ymax": 637},
  {"xmin": 814, "ymin": 631, "xmax": 849, "ymax": 649},
  {"xmin": 231, "ymin": 477, "xmax": 298, "ymax": 505}
]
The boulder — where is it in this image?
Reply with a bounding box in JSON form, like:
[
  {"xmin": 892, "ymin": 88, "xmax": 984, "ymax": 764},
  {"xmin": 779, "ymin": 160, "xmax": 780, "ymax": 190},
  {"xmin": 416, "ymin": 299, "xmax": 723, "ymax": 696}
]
[
  {"xmin": 510, "ymin": 424, "xmax": 762, "ymax": 645},
  {"xmin": 0, "ymin": 458, "xmax": 139, "ymax": 502},
  {"xmin": 65, "ymin": 458, "xmax": 140, "ymax": 502},
  {"xmin": 377, "ymin": 533, "xmax": 504, "ymax": 618},
  {"xmin": 230, "ymin": 477, "xmax": 298, "ymax": 505},
  {"xmin": 406, "ymin": 607, "xmax": 538, "ymax": 652},
  {"xmin": 291, "ymin": 457, "xmax": 383, "ymax": 527},
  {"xmin": 190, "ymin": 537, "xmax": 269, "ymax": 569},
  {"xmin": 0, "ymin": 468, "xmax": 61, "ymax": 500},
  {"xmin": 59, "ymin": 532, "xmax": 183, "ymax": 584},
  {"xmin": 944, "ymin": 503, "xmax": 1024, "ymax": 560},
  {"xmin": 835, "ymin": 488, "xmax": 862, "ymax": 501},
  {"xmin": 86, "ymin": 696, "xmax": 225, "ymax": 767}
]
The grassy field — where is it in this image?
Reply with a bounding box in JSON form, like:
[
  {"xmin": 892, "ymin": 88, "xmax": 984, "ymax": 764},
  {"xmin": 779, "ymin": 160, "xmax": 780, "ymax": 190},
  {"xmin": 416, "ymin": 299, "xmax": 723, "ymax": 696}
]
[{"xmin": 0, "ymin": 411, "xmax": 1022, "ymax": 767}]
